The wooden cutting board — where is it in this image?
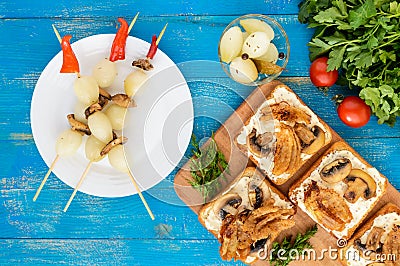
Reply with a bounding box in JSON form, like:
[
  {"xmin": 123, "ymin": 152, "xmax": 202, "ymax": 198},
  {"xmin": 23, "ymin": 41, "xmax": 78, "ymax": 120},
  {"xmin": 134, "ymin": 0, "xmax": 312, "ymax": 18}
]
[{"xmin": 173, "ymin": 80, "xmax": 400, "ymax": 265}]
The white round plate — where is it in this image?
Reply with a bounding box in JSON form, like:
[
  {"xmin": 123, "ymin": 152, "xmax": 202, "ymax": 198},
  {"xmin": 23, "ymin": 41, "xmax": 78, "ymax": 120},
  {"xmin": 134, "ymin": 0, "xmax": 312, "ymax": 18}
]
[{"xmin": 31, "ymin": 34, "xmax": 193, "ymax": 197}]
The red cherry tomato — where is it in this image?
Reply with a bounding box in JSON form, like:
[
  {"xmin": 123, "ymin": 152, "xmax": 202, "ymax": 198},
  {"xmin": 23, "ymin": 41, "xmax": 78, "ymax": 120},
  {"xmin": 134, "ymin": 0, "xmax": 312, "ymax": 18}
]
[
  {"xmin": 337, "ymin": 96, "xmax": 371, "ymax": 128},
  {"xmin": 309, "ymin": 57, "xmax": 338, "ymax": 87}
]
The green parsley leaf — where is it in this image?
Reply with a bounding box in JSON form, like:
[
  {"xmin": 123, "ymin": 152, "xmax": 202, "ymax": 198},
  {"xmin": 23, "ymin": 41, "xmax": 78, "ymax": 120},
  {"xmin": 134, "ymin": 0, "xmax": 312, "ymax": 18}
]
[
  {"xmin": 327, "ymin": 45, "xmax": 346, "ymax": 71},
  {"xmin": 313, "ymin": 7, "xmax": 346, "ymax": 23},
  {"xmin": 348, "ymin": 0, "xmax": 377, "ymax": 29}
]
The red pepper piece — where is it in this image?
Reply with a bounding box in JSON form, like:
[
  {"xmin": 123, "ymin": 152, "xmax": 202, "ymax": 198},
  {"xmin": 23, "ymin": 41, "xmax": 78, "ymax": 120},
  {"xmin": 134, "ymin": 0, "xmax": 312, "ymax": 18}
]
[
  {"xmin": 109, "ymin": 18, "xmax": 129, "ymax": 62},
  {"xmin": 146, "ymin": 35, "xmax": 158, "ymax": 59},
  {"xmin": 60, "ymin": 35, "xmax": 80, "ymax": 73}
]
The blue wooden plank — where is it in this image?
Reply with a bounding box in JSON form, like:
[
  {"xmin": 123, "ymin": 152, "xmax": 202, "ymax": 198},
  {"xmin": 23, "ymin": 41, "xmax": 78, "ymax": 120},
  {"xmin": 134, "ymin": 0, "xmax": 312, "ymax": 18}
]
[
  {"xmin": 1, "ymin": 0, "xmax": 302, "ymax": 18},
  {"xmin": 1, "ymin": 76, "xmax": 399, "ymax": 141},
  {"xmin": 0, "ymin": 239, "xmax": 243, "ymax": 266},
  {"xmin": 0, "ymin": 189, "xmax": 212, "ymax": 240},
  {"xmin": 0, "ymin": 16, "xmax": 312, "ymax": 77},
  {"xmin": 0, "ymin": 136, "xmax": 399, "ymax": 240}
]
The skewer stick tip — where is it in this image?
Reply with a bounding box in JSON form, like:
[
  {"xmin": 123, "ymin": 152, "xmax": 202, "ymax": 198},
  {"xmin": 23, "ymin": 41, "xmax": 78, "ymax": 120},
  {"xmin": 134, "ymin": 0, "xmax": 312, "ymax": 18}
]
[
  {"xmin": 156, "ymin": 23, "xmax": 168, "ymax": 46},
  {"xmin": 52, "ymin": 24, "xmax": 62, "ymax": 44},
  {"xmin": 33, "ymin": 154, "xmax": 60, "ymax": 202},
  {"xmin": 128, "ymin": 12, "xmax": 140, "ymax": 34},
  {"xmin": 127, "ymin": 171, "xmax": 155, "ymax": 220},
  {"xmin": 63, "ymin": 161, "xmax": 93, "ymax": 212}
]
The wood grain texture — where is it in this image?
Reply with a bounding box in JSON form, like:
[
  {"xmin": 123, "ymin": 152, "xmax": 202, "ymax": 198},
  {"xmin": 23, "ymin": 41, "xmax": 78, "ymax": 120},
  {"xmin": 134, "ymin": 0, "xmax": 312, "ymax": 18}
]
[
  {"xmin": 1, "ymin": 0, "xmax": 400, "ymax": 265},
  {"xmin": 1, "ymin": 0, "xmax": 302, "ymax": 18},
  {"xmin": 0, "ymin": 239, "xmax": 231, "ymax": 266}
]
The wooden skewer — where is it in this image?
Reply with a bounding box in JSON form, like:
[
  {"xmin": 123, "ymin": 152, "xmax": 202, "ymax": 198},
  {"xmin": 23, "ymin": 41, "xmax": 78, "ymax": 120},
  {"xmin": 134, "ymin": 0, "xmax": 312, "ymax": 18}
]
[
  {"xmin": 33, "ymin": 154, "xmax": 60, "ymax": 202},
  {"xmin": 128, "ymin": 12, "xmax": 140, "ymax": 34},
  {"xmin": 52, "ymin": 24, "xmax": 62, "ymax": 43},
  {"xmin": 127, "ymin": 171, "xmax": 155, "ymax": 220},
  {"xmin": 156, "ymin": 23, "xmax": 168, "ymax": 46},
  {"xmin": 63, "ymin": 161, "xmax": 93, "ymax": 212}
]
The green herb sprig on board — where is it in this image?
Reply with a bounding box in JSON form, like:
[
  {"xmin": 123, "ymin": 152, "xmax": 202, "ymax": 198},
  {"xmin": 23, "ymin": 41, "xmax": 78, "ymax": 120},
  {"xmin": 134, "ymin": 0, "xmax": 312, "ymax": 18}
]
[
  {"xmin": 187, "ymin": 134, "xmax": 229, "ymax": 202},
  {"xmin": 299, "ymin": 0, "xmax": 400, "ymax": 126},
  {"xmin": 269, "ymin": 225, "xmax": 318, "ymax": 266}
]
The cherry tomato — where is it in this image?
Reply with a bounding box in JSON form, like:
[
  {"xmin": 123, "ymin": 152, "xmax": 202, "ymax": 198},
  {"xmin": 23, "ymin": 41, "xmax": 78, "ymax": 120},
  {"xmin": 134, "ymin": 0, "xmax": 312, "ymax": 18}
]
[
  {"xmin": 337, "ymin": 96, "xmax": 371, "ymax": 128},
  {"xmin": 309, "ymin": 57, "xmax": 338, "ymax": 87}
]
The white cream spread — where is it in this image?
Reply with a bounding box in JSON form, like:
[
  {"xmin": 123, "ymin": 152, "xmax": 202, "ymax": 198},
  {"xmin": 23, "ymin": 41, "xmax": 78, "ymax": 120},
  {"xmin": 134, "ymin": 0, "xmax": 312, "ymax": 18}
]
[
  {"xmin": 236, "ymin": 85, "xmax": 331, "ymax": 182},
  {"xmin": 290, "ymin": 149, "xmax": 387, "ymax": 239},
  {"xmin": 346, "ymin": 212, "xmax": 400, "ymax": 266}
]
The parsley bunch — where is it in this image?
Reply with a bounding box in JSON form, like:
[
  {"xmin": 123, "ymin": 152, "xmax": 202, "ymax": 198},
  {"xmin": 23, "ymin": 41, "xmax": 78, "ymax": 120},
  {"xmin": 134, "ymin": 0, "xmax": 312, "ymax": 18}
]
[
  {"xmin": 299, "ymin": 0, "xmax": 400, "ymax": 126},
  {"xmin": 269, "ymin": 225, "xmax": 318, "ymax": 266},
  {"xmin": 187, "ymin": 134, "xmax": 229, "ymax": 202}
]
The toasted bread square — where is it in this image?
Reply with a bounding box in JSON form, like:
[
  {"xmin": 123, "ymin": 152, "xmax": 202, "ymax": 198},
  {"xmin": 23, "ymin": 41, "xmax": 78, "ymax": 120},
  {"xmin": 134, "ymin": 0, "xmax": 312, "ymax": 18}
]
[
  {"xmin": 198, "ymin": 167, "xmax": 295, "ymax": 263},
  {"xmin": 235, "ymin": 84, "xmax": 332, "ymax": 185},
  {"xmin": 289, "ymin": 141, "xmax": 388, "ymax": 240}
]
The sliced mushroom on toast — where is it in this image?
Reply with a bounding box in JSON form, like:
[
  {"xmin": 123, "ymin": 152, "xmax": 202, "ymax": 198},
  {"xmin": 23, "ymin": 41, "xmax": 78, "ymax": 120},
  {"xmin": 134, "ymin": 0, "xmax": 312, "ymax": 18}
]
[
  {"xmin": 302, "ymin": 126, "xmax": 326, "ymax": 155},
  {"xmin": 213, "ymin": 193, "xmax": 242, "ymax": 220},
  {"xmin": 199, "ymin": 167, "xmax": 295, "ymax": 263},
  {"xmin": 247, "ymin": 177, "xmax": 271, "ymax": 209},
  {"xmin": 320, "ymin": 158, "xmax": 352, "ymax": 184},
  {"xmin": 343, "ymin": 177, "xmax": 369, "ymax": 203},
  {"xmin": 294, "ymin": 123, "xmax": 315, "ymax": 145},
  {"xmin": 354, "ymin": 239, "xmax": 380, "ymax": 261},
  {"xmin": 246, "ymin": 128, "xmax": 273, "ymax": 158},
  {"xmin": 366, "ymin": 227, "xmax": 385, "ymax": 251},
  {"xmin": 346, "ymin": 169, "xmax": 377, "ymax": 199}
]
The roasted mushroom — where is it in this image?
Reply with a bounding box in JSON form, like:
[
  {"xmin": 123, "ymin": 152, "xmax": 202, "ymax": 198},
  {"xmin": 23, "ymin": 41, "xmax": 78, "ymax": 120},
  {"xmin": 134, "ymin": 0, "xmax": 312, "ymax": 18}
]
[
  {"xmin": 100, "ymin": 136, "xmax": 128, "ymax": 156},
  {"xmin": 250, "ymin": 238, "xmax": 270, "ymax": 254},
  {"xmin": 302, "ymin": 126, "xmax": 325, "ymax": 154},
  {"xmin": 132, "ymin": 58, "xmax": 154, "ymax": 71},
  {"xmin": 320, "ymin": 158, "xmax": 352, "ymax": 184},
  {"xmin": 84, "ymin": 103, "xmax": 103, "ymax": 119},
  {"xmin": 99, "ymin": 88, "xmax": 112, "ymax": 100},
  {"xmin": 259, "ymin": 106, "xmax": 274, "ymax": 123},
  {"xmin": 347, "ymin": 169, "xmax": 377, "ymax": 199},
  {"xmin": 343, "ymin": 178, "xmax": 368, "ymax": 203},
  {"xmin": 255, "ymin": 132, "xmax": 273, "ymax": 148},
  {"xmin": 294, "ymin": 123, "xmax": 315, "ymax": 145},
  {"xmin": 67, "ymin": 114, "xmax": 91, "ymax": 135},
  {"xmin": 247, "ymin": 177, "xmax": 271, "ymax": 210},
  {"xmin": 366, "ymin": 227, "xmax": 384, "ymax": 251},
  {"xmin": 111, "ymin": 94, "xmax": 136, "ymax": 108},
  {"xmin": 213, "ymin": 193, "xmax": 242, "ymax": 220},
  {"xmin": 246, "ymin": 129, "xmax": 271, "ymax": 157},
  {"xmin": 354, "ymin": 239, "xmax": 380, "ymax": 261}
]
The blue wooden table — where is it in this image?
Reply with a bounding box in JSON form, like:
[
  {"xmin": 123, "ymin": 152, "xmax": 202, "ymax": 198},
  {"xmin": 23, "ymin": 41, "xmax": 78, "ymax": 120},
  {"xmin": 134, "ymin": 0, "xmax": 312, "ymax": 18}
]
[{"xmin": 1, "ymin": 1, "xmax": 400, "ymax": 265}]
